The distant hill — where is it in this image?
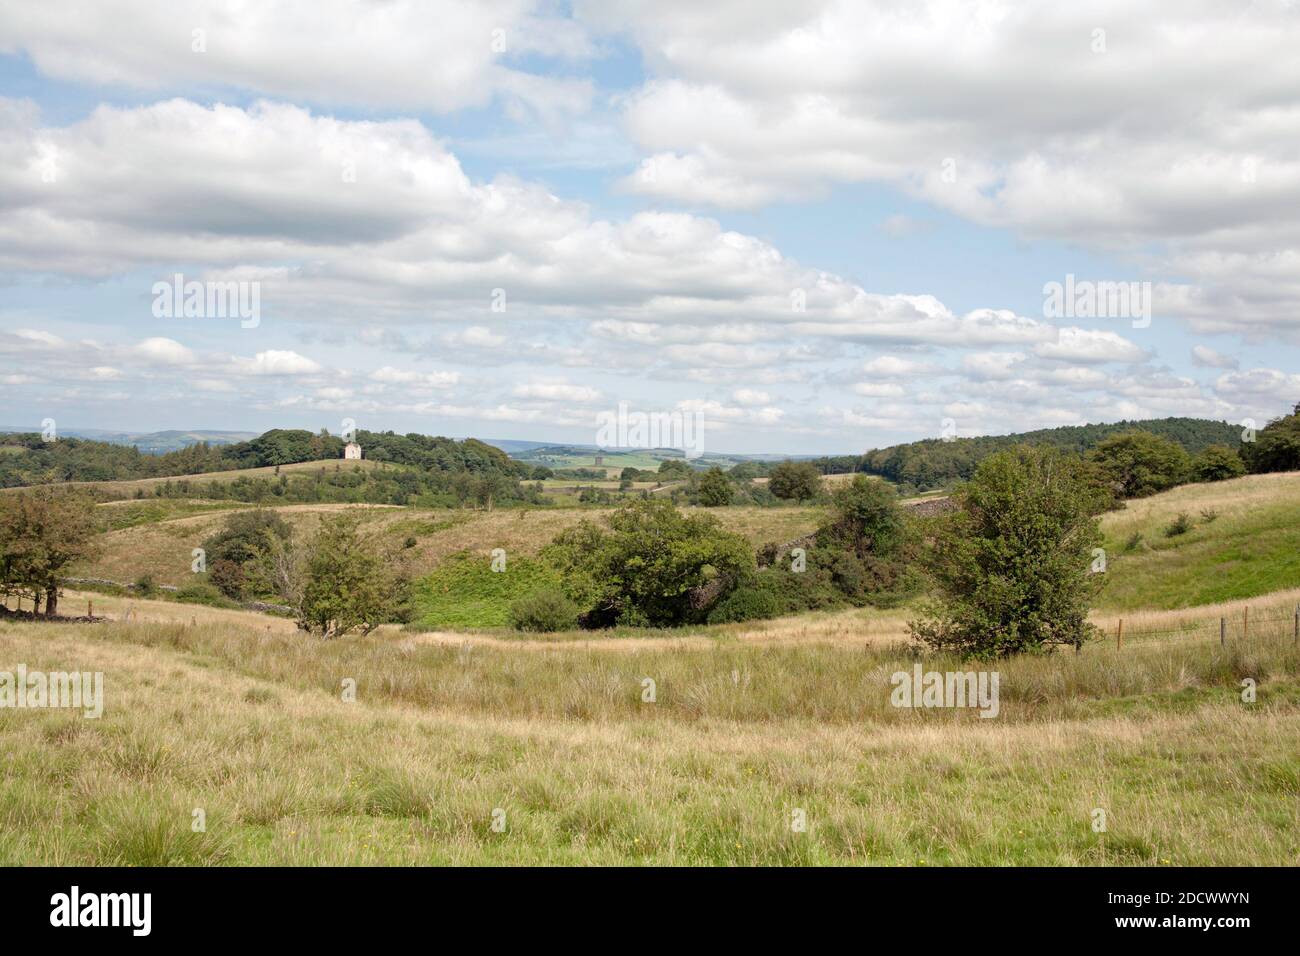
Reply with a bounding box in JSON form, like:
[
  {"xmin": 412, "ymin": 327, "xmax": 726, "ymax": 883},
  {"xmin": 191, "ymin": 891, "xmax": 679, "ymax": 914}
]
[
  {"xmin": 846, "ymin": 417, "xmax": 1243, "ymax": 491},
  {"xmin": 0, "ymin": 427, "xmax": 257, "ymax": 454}
]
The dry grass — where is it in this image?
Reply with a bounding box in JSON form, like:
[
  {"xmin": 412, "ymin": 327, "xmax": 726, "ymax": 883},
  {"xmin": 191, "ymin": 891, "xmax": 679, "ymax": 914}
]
[
  {"xmin": 71, "ymin": 503, "xmax": 825, "ymax": 587},
  {"xmin": 0, "ymin": 458, "xmax": 392, "ymax": 498},
  {"xmin": 0, "ymin": 614, "xmax": 1296, "ymax": 865}
]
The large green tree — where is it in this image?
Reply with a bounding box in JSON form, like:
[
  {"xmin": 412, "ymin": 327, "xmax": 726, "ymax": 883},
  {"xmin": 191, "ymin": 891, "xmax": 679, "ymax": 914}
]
[
  {"xmin": 910, "ymin": 447, "xmax": 1107, "ymax": 659},
  {"xmin": 0, "ymin": 488, "xmax": 99, "ymax": 616},
  {"xmin": 1087, "ymin": 430, "xmax": 1190, "ymax": 498},
  {"xmin": 1242, "ymin": 403, "xmax": 1300, "ymax": 474}
]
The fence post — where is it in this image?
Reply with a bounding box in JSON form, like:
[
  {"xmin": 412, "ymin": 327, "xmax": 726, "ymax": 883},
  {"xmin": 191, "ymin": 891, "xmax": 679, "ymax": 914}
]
[
  {"xmin": 1294, "ymin": 605, "xmax": 1298, "ymax": 646},
  {"xmin": 1220, "ymin": 617, "xmax": 1225, "ymax": 647},
  {"xmin": 1243, "ymin": 606, "xmax": 1249, "ymax": 641},
  {"xmin": 1116, "ymin": 618, "xmax": 1123, "ymax": 651}
]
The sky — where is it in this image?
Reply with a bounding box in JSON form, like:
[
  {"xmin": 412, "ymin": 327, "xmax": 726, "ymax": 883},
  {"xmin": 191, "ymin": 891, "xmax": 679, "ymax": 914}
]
[{"xmin": 1, "ymin": 0, "xmax": 1299, "ymax": 455}]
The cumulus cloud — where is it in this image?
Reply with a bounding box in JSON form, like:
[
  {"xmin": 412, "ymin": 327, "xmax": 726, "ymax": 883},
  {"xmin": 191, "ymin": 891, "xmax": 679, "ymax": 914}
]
[
  {"xmin": 595, "ymin": 0, "xmax": 1300, "ymax": 335},
  {"xmin": 1191, "ymin": 344, "xmax": 1239, "ymax": 370},
  {"xmin": 0, "ymin": 0, "xmax": 594, "ymax": 122}
]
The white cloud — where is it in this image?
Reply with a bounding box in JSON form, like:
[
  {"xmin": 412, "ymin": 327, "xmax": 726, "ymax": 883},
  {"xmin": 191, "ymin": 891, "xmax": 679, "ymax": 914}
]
[
  {"xmin": 0, "ymin": 0, "xmax": 594, "ymax": 122},
  {"xmin": 512, "ymin": 381, "xmax": 601, "ymax": 403},
  {"xmin": 732, "ymin": 388, "xmax": 771, "ymax": 406},
  {"xmin": 133, "ymin": 337, "xmax": 195, "ymax": 366},
  {"xmin": 232, "ymin": 350, "xmax": 323, "ymax": 376},
  {"xmin": 1191, "ymin": 344, "xmax": 1239, "ymax": 370},
  {"xmin": 1033, "ymin": 328, "xmax": 1147, "ymax": 364}
]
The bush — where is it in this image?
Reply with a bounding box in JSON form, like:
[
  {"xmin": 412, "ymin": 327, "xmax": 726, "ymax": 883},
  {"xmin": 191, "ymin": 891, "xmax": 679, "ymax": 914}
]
[
  {"xmin": 542, "ymin": 498, "xmax": 756, "ymax": 627},
  {"xmin": 696, "ymin": 467, "xmax": 732, "ymax": 507},
  {"xmin": 767, "ymin": 461, "xmax": 823, "ymax": 501},
  {"xmin": 509, "ymin": 590, "xmax": 578, "ymax": 632},
  {"xmin": 172, "ymin": 582, "xmax": 237, "ymax": 608},
  {"xmin": 708, "ymin": 586, "xmax": 779, "ymax": 623},
  {"xmin": 133, "ymin": 573, "xmax": 157, "ymax": 597},
  {"xmin": 1191, "ymin": 444, "xmax": 1246, "ymax": 482},
  {"xmin": 1164, "ymin": 512, "xmax": 1194, "ymax": 537}
]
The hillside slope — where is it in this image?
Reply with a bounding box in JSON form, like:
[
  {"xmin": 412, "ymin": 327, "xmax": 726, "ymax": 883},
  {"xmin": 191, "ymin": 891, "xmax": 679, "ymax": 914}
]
[{"xmin": 1097, "ymin": 471, "xmax": 1300, "ymax": 610}]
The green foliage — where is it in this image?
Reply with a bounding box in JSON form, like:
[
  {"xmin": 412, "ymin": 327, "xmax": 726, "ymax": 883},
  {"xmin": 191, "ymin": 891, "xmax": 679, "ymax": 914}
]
[
  {"xmin": 726, "ymin": 461, "xmax": 768, "ymax": 481},
  {"xmin": 297, "ymin": 513, "xmax": 393, "ymax": 638},
  {"xmin": 910, "ymin": 446, "xmax": 1107, "ymax": 658},
  {"xmin": 509, "ymin": 591, "xmax": 579, "ymax": 633},
  {"xmin": 543, "ymin": 498, "xmax": 756, "ymax": 627},
  {"xmin": 201, "ymin": 509, "xmax": 293, "ymax": 599},
  {"xmin": 1191, "ymin": 444, "xmax": 1247, "ymax": 482},
  {"xmin": 1242, "ymin": 404, "xmax": 1300, "ymax": 474},
  {"xmin": 0, "ymin": 427, "xmax": 529, "ymax": 505},
  {"xmin": 657, "ymin": 459, "xmax": 694, "ymax": 479},
  {"xmin": 707, "ymin": 586, "xmax": 779, "ymax": 623},
  {"xmin": 696, "ymin": 467, "xmax": 732, "ymax": 507},
  {"xmin": 767, "ymin": 461, "xmax": 823, "ymax": 501},
  {"xmin": 171, "ymin": 581, "xmax": 238, "ymax": 608},
  {"xmin": 1087, "ymin": 430, "xmax": 1191, "ymax": 498},
  {"xmin": 1164, "ymin": 512, "xmax": 1194, "ymax": 537},
  {"xmin": 858, "ymin": 417, "xmax": 1242, "ymax": 491},
  {"xmin": 412, "ymin": 554, "xmax": 562, "ymax": 629},
  {"xmin": 0, "ymin": 487, "xmax": 100, "ymax": 615}
]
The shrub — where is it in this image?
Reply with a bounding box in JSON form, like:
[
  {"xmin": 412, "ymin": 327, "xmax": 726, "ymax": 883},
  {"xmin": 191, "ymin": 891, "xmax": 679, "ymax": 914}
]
[
  {"xmin": 696, "ymin": 467, "xmax": 732, "ymax": 507},
  {"xmin": 1191, "ymin": 444, "xmax": 1246, "ymax": 482},
  {"xmin": 297, "ymin": 513, "xmax": 393, "ymax": 638},
  {"xmin": 1200, "ymin": 508, "xmax": 1219, "ymax": 523},
  {"xmin": 1164, "ymin": 512, "xmax": 1194, "ymax": 537},
  {"xmin": 708, "ymin": 587, "xmax": 779, "ymax": 623},
  {"xmin": 767, "ymin": 461, "xmax": 823, "ymax": 501},
  {"xmin": 133, "ymin": 573, "xmax": 157, "ymax": 597},
  {"xmin": 208, "ymin": 558, "xmax": 246, "ymax": 600},
  {"xmin": 403, "ymin": 536, "xmax": 418, "ymax": 549},
  {"xmin": 172, "ymin": 582, "xmax": 237, "ymax": 608},
  {"xmin": 542, "ymin": 498, "xmax": 755, "ymax": 627},
  {"xmin": 509, "ymin": 590, "xmax": 578, "ymax": 632}
]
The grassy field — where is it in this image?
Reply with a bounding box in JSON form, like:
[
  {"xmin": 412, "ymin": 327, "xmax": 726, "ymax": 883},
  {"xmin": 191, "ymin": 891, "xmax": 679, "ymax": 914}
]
[
  {"xmin": 1096, "ymin": 472, "xmax": 1300, "ymax": 610},
  {"xmin": 0, "ymin": 611, "xmax": 1296, "ymax": 865},
  {"xmin": 70, "ymin": 502, "xmax": 826, "ymax": 588},
  {"xmin": 0, "ymin": 458, "xmax": 393, "ymax": 499}
]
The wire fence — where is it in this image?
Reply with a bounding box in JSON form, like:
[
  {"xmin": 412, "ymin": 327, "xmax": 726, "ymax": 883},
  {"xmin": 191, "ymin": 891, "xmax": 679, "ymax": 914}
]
[{"xmin": 1103, "ymin": 606, "xmax": 1300, "ymax": 648}]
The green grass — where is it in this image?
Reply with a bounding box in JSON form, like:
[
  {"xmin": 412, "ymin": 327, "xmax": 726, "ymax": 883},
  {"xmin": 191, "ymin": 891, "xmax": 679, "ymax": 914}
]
[
  {"xmin": 410, "ymin": 552, "xmax": 564, "ymax": 628},
  {"xmin": 96, "ymin": 499, "xmax": 251, "ymax": 532},
  {"xmin": 0, "ymin": 617, "xmax": 1296, "ymax": 865},
  {"xmin": 1098, "ymin": 475, "xmax": 1300, "ymax": 610}
]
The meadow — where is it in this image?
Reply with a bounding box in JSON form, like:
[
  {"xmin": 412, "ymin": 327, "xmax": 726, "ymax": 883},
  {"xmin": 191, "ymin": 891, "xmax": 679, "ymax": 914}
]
[{"xmin": 0, "ymin": 609, "xmax": 1295, "ymax": 865}]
